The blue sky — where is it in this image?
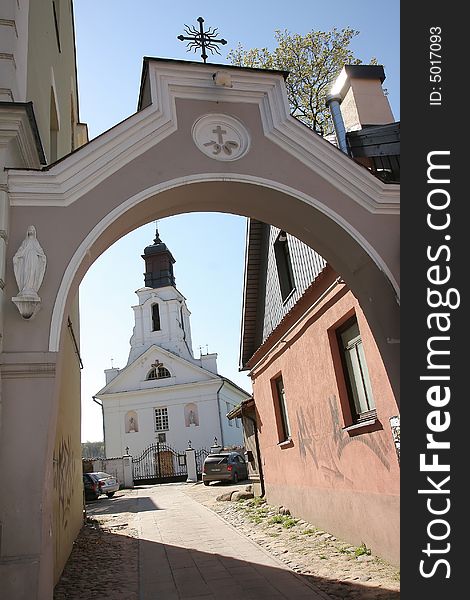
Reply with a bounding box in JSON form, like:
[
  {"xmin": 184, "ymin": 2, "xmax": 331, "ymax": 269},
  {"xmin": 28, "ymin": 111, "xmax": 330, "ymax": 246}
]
[{"xmin": 74, "ymin": 1, "xmax": 400, "ymax": 442}]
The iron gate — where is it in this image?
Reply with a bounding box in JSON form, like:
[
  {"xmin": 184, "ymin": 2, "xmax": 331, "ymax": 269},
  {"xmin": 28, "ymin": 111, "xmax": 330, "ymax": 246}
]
[
  {"xmin": 132, "ymin": 442, "xmax": 187, "ymax": 484},
  {"xmin": 195, "ymin": 447, "xmax": 210, "ymax": 476}
]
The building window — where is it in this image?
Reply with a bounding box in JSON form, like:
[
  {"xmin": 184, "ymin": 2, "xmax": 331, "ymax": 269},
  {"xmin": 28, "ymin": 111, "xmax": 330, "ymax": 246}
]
[
  {"xmin": 226, "ymin": 402, "xmax": 233, "ymax": 427},
  {"xmin": 152, "ymin": 303, "xmax": 161, "ymax": 331},
  {"xmin": 147, "ymin": 365, "xmax": 171, "ymax": 380},
  {"xmin": 337, "ymin": 318, "xmax": 376, "ymax": 423},
  {"xmin": 273, "ymin": 375, "xmax": 291, "ymax": 442},
  {"xmin": 274, "ymin": 231, "xmax": 295, "ymax": 302},
  {"xmin": 155, "ymin": 407, "xmax": 169, "ymax": 431}
]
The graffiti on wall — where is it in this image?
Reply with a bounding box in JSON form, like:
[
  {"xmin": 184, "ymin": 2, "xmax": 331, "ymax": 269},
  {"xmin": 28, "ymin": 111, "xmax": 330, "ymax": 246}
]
[
  {"xmin": 53, "ymin": 434, "xmax": 76, "ymax": 531},
  {"xmin": 296, "ymin": 395, "xmax": 391, "ymax": 485}
]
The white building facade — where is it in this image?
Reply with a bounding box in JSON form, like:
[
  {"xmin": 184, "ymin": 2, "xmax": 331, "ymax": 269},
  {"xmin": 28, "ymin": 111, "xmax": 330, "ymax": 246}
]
[{"xmin": 95, "ymin": 229, "xmax": 248, "ymax": 458}]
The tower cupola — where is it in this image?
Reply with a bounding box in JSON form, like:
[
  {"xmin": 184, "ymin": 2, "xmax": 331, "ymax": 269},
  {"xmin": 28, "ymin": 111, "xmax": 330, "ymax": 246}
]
[{"xmin": 142, "ymin": 226, "xmax": 176, "ymax": 288}]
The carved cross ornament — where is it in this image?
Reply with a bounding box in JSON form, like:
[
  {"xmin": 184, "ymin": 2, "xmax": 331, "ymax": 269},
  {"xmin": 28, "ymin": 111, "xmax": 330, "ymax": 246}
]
[
  {"xmin": 192, "ymin": 114, "xmax": 250, "ymax": 162},
  {"xmin": 203, "ymin": 125, "xmax": 239, "ymax": 156},
  {"xmin": 12, "ymin": 225, "xmax": 47, "ymax": 319}
]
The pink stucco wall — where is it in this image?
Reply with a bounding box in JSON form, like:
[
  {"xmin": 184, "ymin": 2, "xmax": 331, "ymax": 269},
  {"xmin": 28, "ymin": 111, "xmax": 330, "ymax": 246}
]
[{"xmin": 250, "ymin": 274, "xmax": 400, "ymax": 565}]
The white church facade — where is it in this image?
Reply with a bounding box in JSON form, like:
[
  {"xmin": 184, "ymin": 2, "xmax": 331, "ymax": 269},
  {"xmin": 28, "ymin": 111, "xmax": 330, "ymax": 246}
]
[{"xmin": 95, "ymin": 228, "xmax": 248, "ymax": 458}]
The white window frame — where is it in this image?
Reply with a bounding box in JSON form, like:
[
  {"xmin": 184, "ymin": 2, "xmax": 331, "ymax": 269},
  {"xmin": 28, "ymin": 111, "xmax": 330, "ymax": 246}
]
[{"xmin": 155, "ymin": 407, "xmax": 169, "ymax": 431}]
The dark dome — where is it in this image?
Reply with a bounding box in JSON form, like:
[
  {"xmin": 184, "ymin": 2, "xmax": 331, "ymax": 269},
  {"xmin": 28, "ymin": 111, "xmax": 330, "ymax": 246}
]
[{"xmin": 142, "ymin": 229, "xmax": 175, "ymax": 262}]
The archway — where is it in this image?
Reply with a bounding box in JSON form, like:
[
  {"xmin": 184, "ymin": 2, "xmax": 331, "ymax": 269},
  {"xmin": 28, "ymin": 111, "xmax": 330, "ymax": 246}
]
[{"xmin": 1, "ymin": 59, "xmax": 399, "ymax": 598}]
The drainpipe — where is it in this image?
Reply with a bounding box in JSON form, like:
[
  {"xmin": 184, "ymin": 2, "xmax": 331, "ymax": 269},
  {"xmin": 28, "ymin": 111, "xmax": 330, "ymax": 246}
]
[
  {"xmin": 241, "ymin": 402, "xmax": 265, "ymax": 497},
  {"xmin": 92, "ymin": 395, "xmax": 106, "ymax": 457},
  {"xmin": 326, "ymin": 93, "xmax": 348, "ymax": 154},
  {"xmin": 215, "ymin": 380, "xmax": 225, "ymax": 447}
]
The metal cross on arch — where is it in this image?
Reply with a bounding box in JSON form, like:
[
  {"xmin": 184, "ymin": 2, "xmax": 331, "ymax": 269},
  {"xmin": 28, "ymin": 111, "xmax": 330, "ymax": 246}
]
[{"xmin": 177, "ymin": 17, "xmax": 227, "ymax": 63}]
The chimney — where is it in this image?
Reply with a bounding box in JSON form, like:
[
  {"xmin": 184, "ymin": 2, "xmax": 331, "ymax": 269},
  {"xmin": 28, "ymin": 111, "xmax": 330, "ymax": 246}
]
[
  {"xmin": 105, "ymin": 367, "xmax": 120, "ymax": 384},
  {"xmin": 325, "ymin": 93, "xmax": 348, "ymax": 153},
  {"xmin": 200, "ymin": 352, "xmax": 218, "ymax": 374},
  {"xmin": 329, "ymin": 65, "xmax": 394, "ymax": 133}
]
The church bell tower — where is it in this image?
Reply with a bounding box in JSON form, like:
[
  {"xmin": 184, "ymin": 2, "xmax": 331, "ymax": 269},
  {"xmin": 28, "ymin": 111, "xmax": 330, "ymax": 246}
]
[
  {"xmin": 142, "ymin": 227, "xmax": 176, "ymax": 288},
  {"xmin": 127, "ymin": 225, "xmax": 195, "ymax": 364}
]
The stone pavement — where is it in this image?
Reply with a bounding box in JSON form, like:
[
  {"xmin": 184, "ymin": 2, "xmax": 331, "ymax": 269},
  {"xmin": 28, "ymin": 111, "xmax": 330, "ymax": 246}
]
[
  {"xmin": 137, "ymin": 483, "xmax": 328, "ymax": 600},
  {"xmin": 55, "ymin": 483, "xmax": 399, "ymax": 599}
]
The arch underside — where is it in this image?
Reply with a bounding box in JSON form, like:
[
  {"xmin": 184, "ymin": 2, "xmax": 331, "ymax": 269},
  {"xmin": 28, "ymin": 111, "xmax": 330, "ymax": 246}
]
[{"xmin": 51, "ymin": 178, "xmax": 399, "ymax": 404}]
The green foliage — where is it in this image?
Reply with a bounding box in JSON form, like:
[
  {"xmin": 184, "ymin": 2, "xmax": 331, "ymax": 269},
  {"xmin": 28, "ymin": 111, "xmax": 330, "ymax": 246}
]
[
  {"xmin": 282, "ymin": 517, "xmax": 298, "ymax": 529},
  {"xmin": 301, "ymin": 528, "xmax": 316, "ymax": 536},
  {"xmin": 267, "ymin": 514, "xmax": 298, "ymax": 528},
  {"xmin": 228, "ymin": 28, "xmax": 376, "ymax": 136},
  {"xmin": 81, "ymin": 441, "xmax": 105, "ymax": 459},
  {"xmin": 354, "ymin": 542, "xmax": 371, "ymax": 557},
  {"xmin": 250, "ymin": 514, "xmax": 263, "ymax": 524},
  {"xmin": 268, "ymin": 514, "xmax": 285, "ymax": 525},
  {"xmin": 246, "ymin": 496, "xmax": 267, "ymax": 508}
]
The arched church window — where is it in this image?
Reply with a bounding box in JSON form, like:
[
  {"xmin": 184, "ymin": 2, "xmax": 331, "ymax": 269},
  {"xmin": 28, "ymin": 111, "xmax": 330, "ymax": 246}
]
[
  {"xmin": 152, "ymin": 303, "xmax": 161, "ymax": 331},
  {"xmin": 147, "ymin": 365, "xmax": 171, "ymax": 380}
]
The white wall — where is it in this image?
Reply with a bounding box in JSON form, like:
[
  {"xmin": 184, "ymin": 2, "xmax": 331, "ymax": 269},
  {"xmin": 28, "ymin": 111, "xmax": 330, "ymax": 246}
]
[
  {"xmin": 103, "ymin": 380, "xmax": 224, "ymax": 457},
  {"xmin": 219, "ymin": 383, "xmax": 245, "ymax": 447}
]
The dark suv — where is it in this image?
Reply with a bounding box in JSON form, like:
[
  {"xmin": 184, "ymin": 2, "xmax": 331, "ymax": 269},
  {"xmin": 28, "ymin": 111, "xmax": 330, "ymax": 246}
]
[{"xmin": 202, "ymin": 452, "xmax": 248, "ymax": 485}]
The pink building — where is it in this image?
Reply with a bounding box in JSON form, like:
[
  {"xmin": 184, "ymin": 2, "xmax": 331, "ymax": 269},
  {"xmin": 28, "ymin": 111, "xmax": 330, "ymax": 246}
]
[
  {"xmin": 239, "ymin": 262, "xmax": 399, "ymax": 564},
  {"xmin": 237, "ymin": 66, "xmax": 400, "ymax": 565}
]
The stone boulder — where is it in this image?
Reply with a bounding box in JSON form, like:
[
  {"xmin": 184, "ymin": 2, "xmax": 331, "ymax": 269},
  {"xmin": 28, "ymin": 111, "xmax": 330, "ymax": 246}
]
[
  {"xmin": 231, "ymin": 490, "xmax": 254, "ymax": 501},
  {"xmin": 216, "ymin": 491, "xmax": 234, "ymax": 502}
]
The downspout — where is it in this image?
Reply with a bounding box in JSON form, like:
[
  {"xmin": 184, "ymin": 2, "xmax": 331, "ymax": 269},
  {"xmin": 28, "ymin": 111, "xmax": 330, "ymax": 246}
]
[
  {"xmin": 215, "ymin": 380, "xmax": 225, "ymax": 447},
  {"xmin": 241, "ymin": 402, "xmax": 265, "ymax": 497},
  {"xmin": 92, "ymin": 395, "xmax": 106, "ymax": 457},
  {"xmin": 325, "ymin": 93, "xmax": 349, "ymax": 154}
]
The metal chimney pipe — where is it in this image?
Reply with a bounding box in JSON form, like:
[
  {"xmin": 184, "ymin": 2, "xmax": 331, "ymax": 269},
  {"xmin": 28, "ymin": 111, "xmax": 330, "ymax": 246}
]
[{"xmin": 326, "ymin": 93, "xmax": 348, "ymax": 154}]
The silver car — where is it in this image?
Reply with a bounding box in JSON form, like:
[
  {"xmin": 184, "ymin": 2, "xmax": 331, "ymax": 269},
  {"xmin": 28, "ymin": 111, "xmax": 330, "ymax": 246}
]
[{"xmin": 85, "ymin": 471, "xmax": 119, "ymax": 499}]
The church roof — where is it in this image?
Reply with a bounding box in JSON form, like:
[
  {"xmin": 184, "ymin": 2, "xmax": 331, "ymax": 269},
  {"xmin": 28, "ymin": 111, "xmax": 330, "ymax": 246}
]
[
  {"xmin": 142, "ymin": 226, "xmax": 176, "ymax": 262},
  {"xmin": 142, "ymin": 226, "xmax": 176, "ymax": 288},
  {"xmin": 95, "ymin": 344, "xmax": 251, "ymax": 399}
]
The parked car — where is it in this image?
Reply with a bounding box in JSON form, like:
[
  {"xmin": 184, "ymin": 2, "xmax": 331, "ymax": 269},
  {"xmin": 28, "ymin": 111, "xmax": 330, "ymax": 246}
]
[
  {"xmin": 202, "ymin": 452, "xmax": 248, "ymax": 485},
  {"xmin": 83, "ymin": 472, "xmax": 119, "ymax": 500}
]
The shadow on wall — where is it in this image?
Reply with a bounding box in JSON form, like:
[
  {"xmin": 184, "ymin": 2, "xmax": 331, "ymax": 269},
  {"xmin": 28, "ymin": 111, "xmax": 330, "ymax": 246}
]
[{"xmin": 55, "ymin": 517, "xmax": 400, "ymax": 599}]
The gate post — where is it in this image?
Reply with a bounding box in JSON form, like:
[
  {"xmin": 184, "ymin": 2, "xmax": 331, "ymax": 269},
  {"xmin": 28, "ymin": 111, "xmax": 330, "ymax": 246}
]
[
  {"xmin": 185, "ymin": 444, "xmax": 197, "ymax": 483},
  {"xmin": 123, "ymin": 453, "xmax": 134, "ymax": 488}
]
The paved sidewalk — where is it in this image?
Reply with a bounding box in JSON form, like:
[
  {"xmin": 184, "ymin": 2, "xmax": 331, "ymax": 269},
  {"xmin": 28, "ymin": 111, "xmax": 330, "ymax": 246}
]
[{"xmin": 137, "ymin": 484, "xmax": 329, "ymax": 600}]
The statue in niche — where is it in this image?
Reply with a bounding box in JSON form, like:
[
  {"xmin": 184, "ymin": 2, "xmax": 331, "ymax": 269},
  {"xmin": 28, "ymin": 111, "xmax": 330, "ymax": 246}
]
[
  {"xmin": 13, "ymin": 225, "xmax": 47, "ymax": 300},
  {"xmin": 184, "ymin": 403, "xmax": 199, "ymax": 427},
  {"xmin": 125, "ymin": 411, "xmax": 139, "ymax": 433}
]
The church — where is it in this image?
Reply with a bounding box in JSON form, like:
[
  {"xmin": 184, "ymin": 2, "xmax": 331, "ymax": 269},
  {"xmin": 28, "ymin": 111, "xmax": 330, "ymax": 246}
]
[{"xmin": 95, "ymin": 228, "xmax": 248, "ymax": 458}]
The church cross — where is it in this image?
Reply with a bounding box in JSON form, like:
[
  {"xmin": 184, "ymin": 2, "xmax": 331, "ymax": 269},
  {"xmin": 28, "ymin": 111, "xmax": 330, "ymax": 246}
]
[
  {"xmin": 177, "ymin": 17, "xmax": 227, "ymax": 63},
  {"xmin": 213, "ymin": 126, "xmax": 227, "ymax": 144}
]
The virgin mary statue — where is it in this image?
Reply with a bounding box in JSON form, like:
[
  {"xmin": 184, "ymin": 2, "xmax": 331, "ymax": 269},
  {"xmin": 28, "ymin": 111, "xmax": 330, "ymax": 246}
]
[{"xmin": 13, "ymin": 226, "xmax": 47, "ymax": 299}]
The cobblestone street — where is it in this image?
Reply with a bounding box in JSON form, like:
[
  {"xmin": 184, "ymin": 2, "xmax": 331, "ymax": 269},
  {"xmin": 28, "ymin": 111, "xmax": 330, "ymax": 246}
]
[{"xmin": 54, "ymin": 483, "xmax": 399, "ymax": 599}]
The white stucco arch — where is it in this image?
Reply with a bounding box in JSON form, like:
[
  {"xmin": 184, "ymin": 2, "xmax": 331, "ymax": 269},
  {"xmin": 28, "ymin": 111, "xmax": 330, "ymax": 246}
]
[
  {"xmin": 49, "ymin": 172, "xmax": 399, "ymax": 353},
  {"xmin": 1, "ymin": 58, "xmax": 400, "ymax": 599}
]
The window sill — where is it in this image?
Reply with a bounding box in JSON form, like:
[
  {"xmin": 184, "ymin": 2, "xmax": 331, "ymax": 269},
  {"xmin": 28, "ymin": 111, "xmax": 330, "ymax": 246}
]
[
  {"xmin": 277, "ymin": 437, "xmax": 294, "ymax": 448},
  {"xmin": 343, "ymin": 417, "xmax": 382, "ymax": 436}
]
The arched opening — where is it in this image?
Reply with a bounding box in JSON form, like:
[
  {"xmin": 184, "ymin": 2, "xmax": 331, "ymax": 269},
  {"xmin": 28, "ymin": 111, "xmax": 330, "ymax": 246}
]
[{"xmin": 47, "ymin": 179, "xmax": 398, "ymax": 405}]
